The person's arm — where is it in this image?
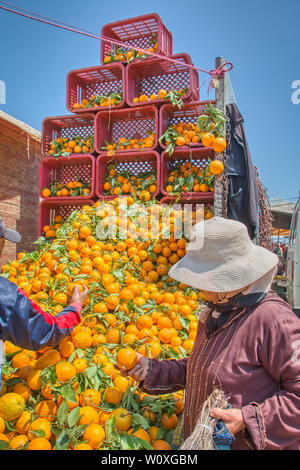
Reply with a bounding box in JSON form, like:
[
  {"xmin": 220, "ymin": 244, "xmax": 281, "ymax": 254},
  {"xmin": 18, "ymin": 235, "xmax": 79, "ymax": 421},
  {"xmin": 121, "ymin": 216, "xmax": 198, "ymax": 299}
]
[
  {"xmin": 140, "ymin": 357, "xmax": 188, "ymax": 394},
  {"xmin": 241, "ymin": 309, "xmax": 300, "ymax": 450},
  {"xmin": 117, "ymin": 353, "xmax": 188, "ymax": 395},
  {"xmin": 0, "ymin": 277, "xmax": 88, "ymax": 351}
]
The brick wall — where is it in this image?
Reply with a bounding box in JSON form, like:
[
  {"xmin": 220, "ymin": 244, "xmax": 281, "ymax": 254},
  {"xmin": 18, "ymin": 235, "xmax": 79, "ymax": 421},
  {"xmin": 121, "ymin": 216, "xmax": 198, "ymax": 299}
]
[{"xmin": 0, "ymin": 113, "xmax": 42, "ymax": 264}]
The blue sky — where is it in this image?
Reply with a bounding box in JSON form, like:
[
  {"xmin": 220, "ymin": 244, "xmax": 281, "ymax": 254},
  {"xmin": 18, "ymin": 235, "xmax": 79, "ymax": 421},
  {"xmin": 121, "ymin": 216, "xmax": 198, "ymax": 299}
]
[{"xmin": 0, "ymin": 0, "xmax": 299, "ymax": 201}]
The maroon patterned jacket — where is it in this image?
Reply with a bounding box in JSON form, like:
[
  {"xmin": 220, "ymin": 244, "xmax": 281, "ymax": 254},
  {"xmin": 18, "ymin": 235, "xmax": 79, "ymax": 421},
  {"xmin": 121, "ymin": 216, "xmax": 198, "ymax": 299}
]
[{"xmin": 140, "ymin": 291, "xmax": 300, "ymax": 450}]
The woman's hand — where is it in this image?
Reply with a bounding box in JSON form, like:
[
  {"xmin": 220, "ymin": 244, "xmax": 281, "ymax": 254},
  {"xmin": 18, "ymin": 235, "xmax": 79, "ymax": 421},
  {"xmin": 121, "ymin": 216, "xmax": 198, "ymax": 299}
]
[
  {"xmin": 210, "ymin": 407, "xmax": 246, "ymax": 435},
  {"xmin": 115, "ymin": 352, "xmax": 150, "ymax": 382},
  {"xmin": 69, "ymin": 285, "xmax": 89, "ymax": 309}
]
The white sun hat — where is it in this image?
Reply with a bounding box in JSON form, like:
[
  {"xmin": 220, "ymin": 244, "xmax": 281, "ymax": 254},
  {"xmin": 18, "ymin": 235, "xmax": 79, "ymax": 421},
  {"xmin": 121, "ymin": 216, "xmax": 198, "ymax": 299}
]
[{"xmin": 168, "ymin": 216, "xmax": 278, "ymax": 293}]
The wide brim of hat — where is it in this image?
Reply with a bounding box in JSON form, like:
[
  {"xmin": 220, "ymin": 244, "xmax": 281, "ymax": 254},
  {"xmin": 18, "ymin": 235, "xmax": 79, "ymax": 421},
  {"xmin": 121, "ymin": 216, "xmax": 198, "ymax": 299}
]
[{"xmin": 168, "ymin": 243, "xmax": 278, "ymax": 293}]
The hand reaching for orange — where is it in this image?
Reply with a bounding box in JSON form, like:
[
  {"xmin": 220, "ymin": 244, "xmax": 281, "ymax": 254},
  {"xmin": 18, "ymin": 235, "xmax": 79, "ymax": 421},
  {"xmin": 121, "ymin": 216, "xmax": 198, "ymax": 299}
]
[{"xmin": 114, "ymin": 352, "xmax": 150, "ymax": 382}]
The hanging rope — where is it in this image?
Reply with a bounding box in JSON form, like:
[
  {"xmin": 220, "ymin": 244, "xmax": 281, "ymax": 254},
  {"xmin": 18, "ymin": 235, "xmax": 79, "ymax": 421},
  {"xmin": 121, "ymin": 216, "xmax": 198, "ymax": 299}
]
[{"xmin": 0, "ymin": 1, "xmax": 233, "ymax": 83}]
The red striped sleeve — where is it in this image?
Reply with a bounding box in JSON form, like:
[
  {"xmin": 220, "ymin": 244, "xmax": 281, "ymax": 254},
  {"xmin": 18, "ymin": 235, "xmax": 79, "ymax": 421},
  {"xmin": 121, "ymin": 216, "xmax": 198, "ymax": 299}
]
[{"xmin": 17, "ymin": 288, "xmax": 81, "ymax": 330}]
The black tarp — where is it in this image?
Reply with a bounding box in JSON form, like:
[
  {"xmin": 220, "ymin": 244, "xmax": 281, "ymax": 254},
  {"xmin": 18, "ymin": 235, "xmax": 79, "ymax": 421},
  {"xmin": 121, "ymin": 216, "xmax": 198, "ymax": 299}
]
[{"xmin": 226, "ymin": 103, "xmax": 259, "ymax": 240}]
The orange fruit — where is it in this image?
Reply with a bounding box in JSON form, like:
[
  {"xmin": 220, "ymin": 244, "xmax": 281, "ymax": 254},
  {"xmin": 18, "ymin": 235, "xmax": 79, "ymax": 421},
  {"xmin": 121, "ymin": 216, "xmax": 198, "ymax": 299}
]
[
  {"xmin": 105, "ymin": 295, "xmax": 119, "ymax": 311},
  {"xmin": 212, "ymin": 137, "xmax": 226, "ymax": 153},
  {"xmin": 129, "ymin": 428, "xmax": 151, "ymax": 443},
  {"xmin": 73, "ymin": 358, "xmax": 88, "ymax": 373},
  {"xmin": 42, "ymin": 188, "xmax": 51, "ymax": 198},
  {"xmin": 106, "ymin": 327, "xmax": 121, "ymax": 344},
  {"xmin": 56, "ymin": 362, "xmax": 77, "ymax": 382},
  {"xmin": 113, "ymin": 375, "xmax": 130, "ymax": 393},
  {"xmin": 113, "ymin": 407, "xmax": 132, "ymax": 431},
  {"xmin": 41, "ymin": 383, "xmax": 55, "ymax": 400},
  {"xmin": 176, "ymin": 136, "xmax": 185, "ymax": 147},
  {"xmin": 137, "ymin": 315, "xmax": 153, "ymax": 330},
  {"xmin": 58, "ymin": 340, "xmax": 75, "ymax": 358},
  {"xmin": 158, "ymin": 328, "xmax": 173, "ymax": 344},
  {"xmin": 27, "ymin": 437, "xmax": 52, "ymax": 450},
  {"xmin": 34, "ymin": 349, "xmax": 61, "ymax": 370},
  {"xmin": 104, "ymin": 386, "xmax": 123, "ymax": 405},
  {"xmin": 54, "ymin": 292, "xmax": 68, "ymax": 304},
  {"xmin": 80, "ymin": 389, "xmax": 101, "ymax": 408},
  {"xmin": 11, "ymin": 383, "xmax": 30, "ymax": 402},
  {"xmin": 73, "ymin": 443, "xmax": 93, "ymax": 450},
  {"xmin": 199, "ymin": 183, "xmax": 210, "ymax": 192},
  {"xmin": 73, "ymin": 442, "xmax": 93, "ymax": 450},
  {"xmin": 9, "ymin": 434, "xmax": 29, "ymax": 449},
  {"xmin": 202, "ymin": 133, "xmax": 215, "ymax": 147},
  {"xmin": 174, "ymin": 396, "xmax": 184, "ymax": 415},
  {"xmin": 0, "ymin": 393, "xmax": 25, "ymax": 421},
  {"xmin": 15, "ymin": 410, "xmax": 31, "ymax": 434},
  {"xmin": 182, "ymin": 339, "xmax": 195, "ymax": 352},
  {"xmin": 152, "ymin": 439, "xmax": 171, "ymax": 450},
  {"xmin": 139, "ymin": 94, "xmax": 149, "ymax": 102},
  {"xmin": 72, "ymin": 331, "xmax": 92, "ymax": 349},
  {"xmin": 0, "ymin": 417, "xmax": 4, "ymax": 434},
  {"xmin": 103, "ymin": 362, "xmax": 118, "ymax": 379},
  {"xmin": 78, "ymin": 406, "xmax": 99, "ymax": 426},
  {"xmin": 157, "ymin": 315, "xmax": 172, "ymax": 329},
  {"xmin": 11, "ymin": 351, "xmax": 31, "ymax": 369},
  {"xmin": 34, "ymin": 400, "xmax": 57, "ymax": 422},
  {"xmin": 0, "ymin": 433, "xmax": 9, "ymax": 444},
  {"xmin": 28, "ymin": 418, "xmax": 52, "ymax": 440},
  {"xmin": 4, "ymin": 342, "xmax": 22, "ymax": 355},
  {"xmin": 83, "ymin": 423, "xmax": 105, "ymax": 449},
  {"xmin": 98, "ymin": 410, "xmax": 112, "ymax": 425},
  {"xmin": 161, "ymin": 412, "xmax": 178, "ymax": 429},
  {"xmin": 116, "ymin": 347, "xmax": 138, "ymax": 370},
  {"xmin": 209, "ymin": 159, "xmax": 224, "ymax": 175},
  {"xmin": 158, "ymin": 89, "xmax": 168, "ymax": 99},
  {"xmin": 79, "ymin": 225, "xmax": 92, "ymax": 239}
]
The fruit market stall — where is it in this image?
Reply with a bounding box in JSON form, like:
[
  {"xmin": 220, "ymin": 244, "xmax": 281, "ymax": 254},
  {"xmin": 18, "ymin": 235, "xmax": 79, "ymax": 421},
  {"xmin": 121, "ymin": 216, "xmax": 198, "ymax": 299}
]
[{"xmin": 0, "ymin": 12, "xmax": 266, "ymax": 451}]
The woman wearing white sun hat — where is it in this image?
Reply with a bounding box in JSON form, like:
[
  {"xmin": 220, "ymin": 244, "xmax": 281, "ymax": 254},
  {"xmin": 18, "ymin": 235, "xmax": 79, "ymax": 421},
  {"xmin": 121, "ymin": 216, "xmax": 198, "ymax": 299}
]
[{"xmin": 118, "ymin": 216, "xmax": 300, "ymax": 450}]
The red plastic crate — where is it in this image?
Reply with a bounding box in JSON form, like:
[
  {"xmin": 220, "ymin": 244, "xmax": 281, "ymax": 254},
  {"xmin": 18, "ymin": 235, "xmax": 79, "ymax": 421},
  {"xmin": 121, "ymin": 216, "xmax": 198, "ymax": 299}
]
[
  {"xmin": 66, "ymin": 63, "xmax": 126, "ymax": 114},
  {"xmin": 96, "ymin": 151, "xmax": 160, "ymax": 199},
  {"xmin": 126, "ymin": 53, "xmax": 199, "ymax": 107},
  {"xmin": 100, "ymin": 13, "xmax": 172, "ymax": 64},
  {"xmin": 95, "ymin": 105, "xmax": 158, "ymax": 153},
  {"xmin": 39, "ymin": 155, "xmax": 96, "ymax": 201},
  {"xmin": 39, "ymin": 199, "xmax": 94, "ymax": 236},
  {"xmin": 161, "ymin": 148, "xmax": 215, "ymax": 197},
  {"xmin": 159, "ymin": 100, "xmax": 216, "ymax": 150},
  {"xmin": 42, "ymin": 114, "xmax": 96, "ymax": 157}
]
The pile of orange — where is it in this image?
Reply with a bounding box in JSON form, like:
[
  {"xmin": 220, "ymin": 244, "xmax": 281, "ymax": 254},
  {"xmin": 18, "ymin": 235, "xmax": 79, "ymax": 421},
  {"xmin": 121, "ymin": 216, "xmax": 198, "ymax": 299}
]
[
  {"xmin": 132, "ymin": 88, "xmax": 188, "ymax": 105},
  {"xmin": 160, "ymin": 122, "xmax": 227, "ymax": 156},
  {"xmin": 42, "ymin": 180, "xmax": 92, "ymax": 199},
  {"xmin": 103, "ymin": 165, "xmax": 157, "ymax": 200},
  {"xmin": 101, "ymin": 133, "xmax": 156, "ymax": 153},
  {"xmin": 165, "ymin": 160, "xmax": 213, "ymax": 195},
  {"xmin": 42, "ymin": 215, "xmax": 64, "ymax": 239},
  {"xmin": 164, "ymin": 159, "xmax": 224, "ymax": 196},
  {"xmin": 103, "ymin": 41, "xmax": 158, "ymax": 64},
  {"xmin": 0, "ymin": 198, "xmax": 206, "ymax": 450},
  {"xmin": 47, "ymin": 136, "xmax": 94, "ymax": 157},
  {"xmin": 72, "ymin": 91, "xmax": 123, "ymax": 110}
]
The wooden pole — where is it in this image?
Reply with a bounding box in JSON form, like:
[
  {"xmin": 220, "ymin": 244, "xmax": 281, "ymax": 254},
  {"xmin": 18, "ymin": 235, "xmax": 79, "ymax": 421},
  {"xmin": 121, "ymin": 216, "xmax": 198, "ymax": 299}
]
[{"xmin": 213, "ymin": 56, "xmax": 226, "ymax": 217}]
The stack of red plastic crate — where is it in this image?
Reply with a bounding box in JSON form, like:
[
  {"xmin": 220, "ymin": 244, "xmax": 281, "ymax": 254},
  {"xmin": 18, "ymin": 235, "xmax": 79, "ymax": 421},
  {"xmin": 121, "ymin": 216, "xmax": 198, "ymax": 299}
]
[{"xmin": 39, "ymin": 13, "xmax": 215, "ymax": 235}]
